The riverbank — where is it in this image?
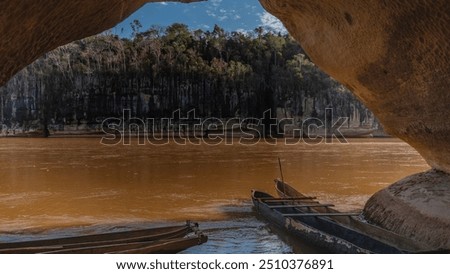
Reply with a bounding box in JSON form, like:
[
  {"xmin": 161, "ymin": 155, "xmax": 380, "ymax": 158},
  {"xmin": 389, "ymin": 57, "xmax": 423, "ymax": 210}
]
[{"xmin": 0, "ymin": 128, "xmax": 391, "ymax": 139}]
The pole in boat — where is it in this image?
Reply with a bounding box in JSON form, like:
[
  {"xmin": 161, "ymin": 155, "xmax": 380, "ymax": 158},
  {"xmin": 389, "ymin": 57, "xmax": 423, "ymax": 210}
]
[
  {"xmin": 278, "ymin": 157, "xmax": 284, "ymax": 183},
  {"xmin": 278, "ymin": 157, "xmax": 286, "ymax": 194}
]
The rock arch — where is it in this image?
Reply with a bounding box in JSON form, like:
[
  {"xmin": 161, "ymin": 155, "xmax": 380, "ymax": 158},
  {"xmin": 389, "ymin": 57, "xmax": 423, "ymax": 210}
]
[{"xmin": 0, "ymin": 0, "xmax": 448, "ymax": 250}]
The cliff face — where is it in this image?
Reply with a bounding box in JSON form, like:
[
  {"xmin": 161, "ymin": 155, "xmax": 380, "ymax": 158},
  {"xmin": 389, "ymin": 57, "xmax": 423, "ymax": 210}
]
[
  {"xmin": 259, "ymin": 0, "xmax": 450, "ymax": 173},
  {"xmin": 0, "ymin": 30, "xmax": 374, "ymax": 135}
]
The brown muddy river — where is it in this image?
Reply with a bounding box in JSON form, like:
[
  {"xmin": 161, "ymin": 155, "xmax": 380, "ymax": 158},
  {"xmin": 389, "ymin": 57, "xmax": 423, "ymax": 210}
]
[{"xmin": 0, "ymin": 138, "xmax": 429, "ymax": 253}]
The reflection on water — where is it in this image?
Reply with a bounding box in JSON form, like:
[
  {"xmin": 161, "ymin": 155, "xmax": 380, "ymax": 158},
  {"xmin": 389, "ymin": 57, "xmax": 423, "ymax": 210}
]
[{"xmin": 0, "ymin": 138, "xmax": 429, "ymax": 253}]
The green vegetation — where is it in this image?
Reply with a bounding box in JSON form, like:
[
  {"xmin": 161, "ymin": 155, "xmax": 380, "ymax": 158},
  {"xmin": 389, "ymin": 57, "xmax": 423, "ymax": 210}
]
[{"xmin": 0, "ymin": 23, "xmax": 374, "ymax": 134}]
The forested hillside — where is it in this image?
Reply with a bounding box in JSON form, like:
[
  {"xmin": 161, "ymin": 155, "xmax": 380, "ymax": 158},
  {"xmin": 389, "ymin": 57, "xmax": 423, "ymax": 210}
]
[{"xmin": 0, "ymin": 23, "xmax": 377, "ymax": 135}]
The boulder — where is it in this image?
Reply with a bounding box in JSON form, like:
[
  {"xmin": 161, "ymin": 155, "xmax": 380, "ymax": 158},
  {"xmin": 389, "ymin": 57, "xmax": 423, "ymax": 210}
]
[{"xmin": 364, "ymin": 170, "xmax": 450, "ymax": 250}]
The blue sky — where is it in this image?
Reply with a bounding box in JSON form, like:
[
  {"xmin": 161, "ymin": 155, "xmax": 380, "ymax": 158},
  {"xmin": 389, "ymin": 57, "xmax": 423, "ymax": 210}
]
[{"xmin": 114, "ymin": 0, "xmax": 287, "ymax": 37}]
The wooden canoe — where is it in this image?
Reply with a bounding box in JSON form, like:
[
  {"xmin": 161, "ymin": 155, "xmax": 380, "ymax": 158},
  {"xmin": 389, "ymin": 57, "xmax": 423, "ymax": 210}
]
[
  {"xmin": 0, "ymin": 221, "xmax": 199, "ymax": 254},
  {"xmin": 252, "ymin": 189, "xmax": 428, "ymax": 253},
  {"xmin": 109, "ymin": 234, "xmax": 208, "ymax": 254},
  {"xmin": 273, "ymin": 179, "xmax": 432, "ymax": 253},
  {"xmin": 41, "ymin": 234, "xmax": 208, "ymax": 254}
]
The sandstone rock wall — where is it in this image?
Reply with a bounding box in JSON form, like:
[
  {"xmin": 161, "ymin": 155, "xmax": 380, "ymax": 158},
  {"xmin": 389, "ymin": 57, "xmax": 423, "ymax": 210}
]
[
  {"xmin": 259, "ymin": 0, "xmax": 450, "ymax": 173},
  {"xmin": 259, "ymin": 0, "xmax": 449, "ymax": 250}
]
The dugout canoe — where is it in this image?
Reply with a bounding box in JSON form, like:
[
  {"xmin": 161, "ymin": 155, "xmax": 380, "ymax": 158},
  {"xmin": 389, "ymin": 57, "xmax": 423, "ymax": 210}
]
[
  {"xmin": 252, "ymin": 189, "xmax": 429, "ymax": 253},
  {"xmin": 42, "ymin": 233, "xmax": 208, "ymax": 254},
  {"xmin": 271, "ymin": 179, "xmax": 439, "ymax": 253},
  {"xmin": 0, "ymin": 221, "xmax": 199, "ymax": 254}
]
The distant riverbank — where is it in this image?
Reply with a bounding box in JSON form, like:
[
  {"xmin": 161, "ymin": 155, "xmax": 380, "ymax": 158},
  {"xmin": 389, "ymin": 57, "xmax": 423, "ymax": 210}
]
[{"xmin": 0, "ymin": 125, "xmax": 390, "ymax": 139}]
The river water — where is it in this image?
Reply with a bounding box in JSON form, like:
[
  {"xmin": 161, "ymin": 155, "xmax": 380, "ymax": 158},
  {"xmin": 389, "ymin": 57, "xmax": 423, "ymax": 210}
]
[{"xmin": 0, "ymin": 138, "xmax": 429, "ymax": 253}]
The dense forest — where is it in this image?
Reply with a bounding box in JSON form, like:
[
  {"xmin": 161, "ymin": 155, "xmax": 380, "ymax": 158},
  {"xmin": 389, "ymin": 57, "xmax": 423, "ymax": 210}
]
[{"xmin": 0, "ymin": 22, "xmax": 377, "ymax": 136}]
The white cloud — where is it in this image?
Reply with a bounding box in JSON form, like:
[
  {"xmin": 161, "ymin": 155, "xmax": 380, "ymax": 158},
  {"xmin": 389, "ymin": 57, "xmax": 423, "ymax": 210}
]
[
  {"xmin": 206, "ymin": 9, "xmax": 217, "ymax": 18},
  {"xmin": 235, "ymin": 28, "xmax": 250, "ymax": 35},
  {"xmin": 259, "ymin": 11, "xmax": 288, "ymax": 34},
  {"xmin": 210, "ymin": 0, "xmax": 223, "ymax": 7},
  {"xmin": 199, "ymin": 24, "xmax": 210, "ymax": 29},
  {"xmin": 206, "ymin": 0, "xmax": 237, "ymax": 21},
  {"xmin": 218, "ymin": 15, "xmax": 228, "ymax": 21}
]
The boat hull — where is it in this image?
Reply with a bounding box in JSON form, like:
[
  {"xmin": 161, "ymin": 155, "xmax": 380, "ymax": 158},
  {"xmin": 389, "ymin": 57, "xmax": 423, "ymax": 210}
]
[
  {"xmin": 0, "ymin": 222, "xmax": 206, "ymax": 254},
  {"xmin": 252, "ymin": 189, "xmax": 413, "ymax": 254},
  {"xmin": 42, "ymin": 234, "xmax": 208, "ymax": 254},
  {"xmin": 253, "ymin": 191, "xmax": 369, "ymax": 253},
  {"xmin": 274, "ymin": 180, "xmax": 431, "ymax": 253}
]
